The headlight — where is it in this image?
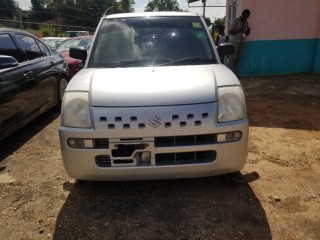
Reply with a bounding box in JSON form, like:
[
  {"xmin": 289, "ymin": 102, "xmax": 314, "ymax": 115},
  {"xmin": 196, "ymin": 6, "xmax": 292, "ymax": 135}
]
[
  {"xmin": 218, "ymin": 86, "xmax": 246, "ymax": 123},
  {"xmin": 61, "ymin": 92, "xmax": 91, "ymax": 128}
]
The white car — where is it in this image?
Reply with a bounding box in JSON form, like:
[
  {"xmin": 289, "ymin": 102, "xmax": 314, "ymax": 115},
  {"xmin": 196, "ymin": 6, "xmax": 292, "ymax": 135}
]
[
  {"xmin": 41, "ymin": 37, "xmax": 70, "ymax": 51},
  {"xmin": 59, "ymin": 12, "xmax": 248, "ymax": 181}
]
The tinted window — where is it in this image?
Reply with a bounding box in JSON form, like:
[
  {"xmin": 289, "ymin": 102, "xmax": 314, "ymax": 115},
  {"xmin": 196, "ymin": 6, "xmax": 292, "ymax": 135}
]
[
  {"xmin": 16, "ymin": 34, "xmax": 43, "ymax": 60},
  {"xmin": 0, "ymin": 34, "xmax": 24, "ymax": 62},
  {"xmin": 37, "ymin": 40, "xmax": 50, "ymax": 57}
]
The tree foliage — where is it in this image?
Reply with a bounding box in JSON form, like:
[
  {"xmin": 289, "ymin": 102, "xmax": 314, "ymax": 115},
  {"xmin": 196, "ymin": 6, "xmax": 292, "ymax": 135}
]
[
  {"xmin": 213, "ymin": 16, "xmax": 226, "ymax": 30},
  {"xmin": 2, "ymin": 0, "xmax": 134, "ymax": 33},
  {"xmin": 27, "ymin": 0, "xmax": 134, "ymax": 29},
  {"xmin": 204, "ymin": 17, "xmax": 211, "ymax": 27},
  {"xmin": 29, "ymin": 0, "xmax": 53, "ymax": 23},
  {"xmin": 116, "ymin": 0, "xmax": 134, "ymax": 13},
  {"xmin": 0, "ymin": 0, "xmax": 17, "ymax": 18},
  {"xmin": 145, "ymin": 0, "xmax": 182, "ymax": 12}
]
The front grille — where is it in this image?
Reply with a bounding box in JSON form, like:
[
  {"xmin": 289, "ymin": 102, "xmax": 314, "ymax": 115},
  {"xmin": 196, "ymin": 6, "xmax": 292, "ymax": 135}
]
[
  {"xmin": 96, "ymin": 155, "xmax": 111, "ymax": 167},
  {"xmin": 97, "ymin": 111, "xmax": 211, "ymax": 130},
  {"xmin": 94, "ymin": 139, "xmax": 109, "ymax": 149},
  {"xmin": 155, "ymin": 134, "xmax": 216, "ymax": 147},
  {"xmin": 96, "ymin": 151, "xmax": 216, "ymax": 168},
  {"xmin": 94, "ymin": 134, "xmax": 218, "ymax": 167},
  {"xmin": 155, "ymin": 151, "xmax": 216, "ymax": 165},
  {"xmin": 92, "ymin": 134, "xmax": 216, "ymax": 149}
]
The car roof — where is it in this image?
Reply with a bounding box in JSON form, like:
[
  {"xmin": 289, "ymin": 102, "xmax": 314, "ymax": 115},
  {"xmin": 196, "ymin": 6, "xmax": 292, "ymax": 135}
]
[
  {"xmin": 105, "ymin": 11, "xmax": 200, "ymax": 19},
  {"xmin": 0, "ymin": 28, "xmax": 35, "ymax": 36}
]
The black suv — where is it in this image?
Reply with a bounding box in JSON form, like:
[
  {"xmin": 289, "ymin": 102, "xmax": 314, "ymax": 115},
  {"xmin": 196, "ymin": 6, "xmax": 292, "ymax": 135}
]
[{"xmin": 0, "ymin": 28, "xmax": 69, "ymax": 141}]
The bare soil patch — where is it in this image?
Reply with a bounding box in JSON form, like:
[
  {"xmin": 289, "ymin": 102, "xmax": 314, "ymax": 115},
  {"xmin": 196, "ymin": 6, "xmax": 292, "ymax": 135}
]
[{"xmin": 0, "ymin": 74, "xmax": 319, "ymax": 240}]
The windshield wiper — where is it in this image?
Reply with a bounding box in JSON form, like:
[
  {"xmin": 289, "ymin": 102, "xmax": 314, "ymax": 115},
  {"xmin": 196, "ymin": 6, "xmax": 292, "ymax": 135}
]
[
  {"xmin": 156, "ymin": 57, "xmax": 213, "ymax": 66},
  {"xmin": 105, "ymin": 57, "xmax": 214, "ymax": 68},
  {"xmin": 109, "ymin": 58, "xmax": 148, "ymax": 68}
]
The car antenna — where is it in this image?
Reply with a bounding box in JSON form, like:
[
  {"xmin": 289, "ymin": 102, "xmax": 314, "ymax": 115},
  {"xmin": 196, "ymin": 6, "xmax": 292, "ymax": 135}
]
[{"xmin": 103, "ymin": 6, "xmax": 114, "ymax": 16}]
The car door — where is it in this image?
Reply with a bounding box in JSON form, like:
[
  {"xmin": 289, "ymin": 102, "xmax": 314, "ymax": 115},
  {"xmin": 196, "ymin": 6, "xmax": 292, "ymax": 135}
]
[
  {"xmin": 15, "ymin": 33, "xmax": 58, "ymax": 112},
  {"xmin": 0, "ymin": 33, "xmax": 37, "ymax": 138}
]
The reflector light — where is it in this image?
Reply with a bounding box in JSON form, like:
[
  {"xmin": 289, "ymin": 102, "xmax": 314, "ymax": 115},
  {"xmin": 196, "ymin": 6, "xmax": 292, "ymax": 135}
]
[
  {"xmin": 217, "ymin": 131, "xmax": 242, "ymax": 143},
  {"xmin": 67, "ymin": 139, "xmax": 93, "ymax": 148}
]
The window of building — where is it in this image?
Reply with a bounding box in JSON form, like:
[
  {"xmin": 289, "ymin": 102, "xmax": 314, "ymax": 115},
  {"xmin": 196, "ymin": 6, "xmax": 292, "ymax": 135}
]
[{"xmin": 227, "ymin": 0, "xmax": 237, "ymax": 31}]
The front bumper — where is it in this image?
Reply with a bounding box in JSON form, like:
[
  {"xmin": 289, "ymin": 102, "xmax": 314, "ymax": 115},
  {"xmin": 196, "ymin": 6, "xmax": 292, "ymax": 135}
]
[{"xmin": 59, "ymin": 103, "xmax": 249, "ymax": 181}]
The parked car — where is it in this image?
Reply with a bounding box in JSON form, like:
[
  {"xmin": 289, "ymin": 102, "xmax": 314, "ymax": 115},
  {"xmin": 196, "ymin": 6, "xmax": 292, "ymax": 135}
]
[
  {"xmin": 55, "ymin": 35, "xmax": 93, "ymax": 78},
  {"xmin": 41, "ymin": 37, "xmax": 70, "ymax": 51},
  {"xmin": 59, "ymin": 12, "xmax": 248, "ymax": 181},
  {"xmin": 0, "ymin": 28, "xmax": 69, "ymax": 142},
  {"xmin": 65, "ymin": 31, "xmax": 89, "ymax": 37}
]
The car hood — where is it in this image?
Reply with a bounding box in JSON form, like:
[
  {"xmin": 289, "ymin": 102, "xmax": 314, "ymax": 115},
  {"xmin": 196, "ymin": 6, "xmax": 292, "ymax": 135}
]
[{"xmin": 67, "ymin": 64, "xmax": 239, "ymax": 107}]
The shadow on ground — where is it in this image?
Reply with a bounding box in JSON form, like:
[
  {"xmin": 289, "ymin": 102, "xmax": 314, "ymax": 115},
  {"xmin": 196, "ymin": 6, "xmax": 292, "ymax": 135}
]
[
  {"xmin": 0, "ymin": 110, "xmax": 60, "ymax": 161},
  {"xmin": 53, "ymin": 173, "xmax": 271, "ymax": 239}
]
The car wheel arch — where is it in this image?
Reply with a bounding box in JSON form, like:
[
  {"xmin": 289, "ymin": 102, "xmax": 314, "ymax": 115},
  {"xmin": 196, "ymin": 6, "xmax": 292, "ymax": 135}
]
[{"xmin": 56, "ymin": 74, "xmax": 69, "ymax": 110}]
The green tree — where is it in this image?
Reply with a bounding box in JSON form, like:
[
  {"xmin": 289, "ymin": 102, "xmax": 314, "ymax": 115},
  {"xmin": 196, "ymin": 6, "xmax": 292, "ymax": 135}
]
[
  {"xmin": 204, "ymin": 17, "xmax": 211, "ymax": 27},
  {"xmin": 211, "ymin": 16, "xmax": 226, "ymax": 41},
  {"xmin": 50, "ymin": 0, "xmax": 87, "ymax": 27},
  {"xmin": 0, "ymin": 0, "xmax": 17, "ymax": 19},
  {"xmin": 88, "ymin": 0, "xmax": 109, "ymax": 27},
  {"xmin": 116, "ymin": 0, "xmax": 134, "ymax": 13},
  {"xmin": 29, "ymin": 0, "xmax": 53, "ymax": 23},
  {"xmin": 213, "ymin": 16, "xmax": 225, "ymax": 30},
  {"xmin": 145, "ymin": 0, "xmax": 182, "ymax": 12},
  {"xmin": 27, "ymin": 0, "xmax": 133, "ymax": 32}
]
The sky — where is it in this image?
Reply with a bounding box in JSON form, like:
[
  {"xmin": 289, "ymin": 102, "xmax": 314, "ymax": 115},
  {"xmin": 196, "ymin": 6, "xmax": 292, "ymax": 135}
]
[{"xmin": 16, "ymin": 0, "xmax": 226, "ymax": 21}]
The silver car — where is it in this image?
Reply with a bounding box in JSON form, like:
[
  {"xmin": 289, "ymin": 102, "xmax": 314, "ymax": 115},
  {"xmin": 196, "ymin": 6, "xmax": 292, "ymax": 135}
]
[{"xmin": 59, "ymin": 12, "xmax": 248, "ymax": 181}]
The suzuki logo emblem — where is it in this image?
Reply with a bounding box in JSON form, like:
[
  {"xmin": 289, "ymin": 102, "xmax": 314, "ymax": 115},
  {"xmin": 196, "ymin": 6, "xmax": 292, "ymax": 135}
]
[{"xmin": 148, "ymin": 116, "xmax": 161, "ymax": 128}]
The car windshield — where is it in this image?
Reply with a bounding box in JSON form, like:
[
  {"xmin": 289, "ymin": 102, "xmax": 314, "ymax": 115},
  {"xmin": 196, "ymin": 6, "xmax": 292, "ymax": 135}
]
[
  {"xmin": 42, "ymin": 39, "xmax": 66, "ymax": 48},
  {"xmin": 42, "ymin": 39, "xmax": 56, "ymax": 48},
  {"xmin": 88, "ymin": 16, "xmax": 217, "ymax": 68},
  {"xmin": 56, "ymin": 38, "xmax": 92, "ymax": 53}
]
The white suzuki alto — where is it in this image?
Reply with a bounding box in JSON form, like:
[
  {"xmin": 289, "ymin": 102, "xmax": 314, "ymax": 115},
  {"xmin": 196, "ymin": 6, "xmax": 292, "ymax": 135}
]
[{"xmin": 59, "ymin": 12, "xmax": 248, "ymax": 181}]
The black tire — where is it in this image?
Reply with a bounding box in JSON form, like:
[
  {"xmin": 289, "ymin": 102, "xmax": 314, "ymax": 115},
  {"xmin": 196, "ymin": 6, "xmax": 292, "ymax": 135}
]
[{"xmin": 56, "ymin": 76, "xmax": 68, "ymax": 110}]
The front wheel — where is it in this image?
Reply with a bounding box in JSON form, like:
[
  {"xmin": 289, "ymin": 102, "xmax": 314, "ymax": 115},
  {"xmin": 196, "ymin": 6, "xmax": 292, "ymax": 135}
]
[{"xmin": 56, "ymin": 76, "xmax": 68, "ymax": 110}]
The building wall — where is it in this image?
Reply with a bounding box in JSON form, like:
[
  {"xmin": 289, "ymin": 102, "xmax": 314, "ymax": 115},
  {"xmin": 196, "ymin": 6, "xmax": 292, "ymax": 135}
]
[{"xmin": 226, "ymin": 0, "xmax": 320, "ymax": 76}]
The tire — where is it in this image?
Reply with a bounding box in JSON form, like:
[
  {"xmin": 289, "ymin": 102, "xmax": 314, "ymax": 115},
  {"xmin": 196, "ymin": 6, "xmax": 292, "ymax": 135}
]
[{"xmin": 56, "ymin": 76, "xmax": 68, "ymax": 110}]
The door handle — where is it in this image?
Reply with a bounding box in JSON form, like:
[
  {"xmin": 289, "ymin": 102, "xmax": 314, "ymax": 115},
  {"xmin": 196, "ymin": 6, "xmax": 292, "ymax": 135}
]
[{"xmin": 24, "ymin": 71, "xmax": 33, "ymax": 78}]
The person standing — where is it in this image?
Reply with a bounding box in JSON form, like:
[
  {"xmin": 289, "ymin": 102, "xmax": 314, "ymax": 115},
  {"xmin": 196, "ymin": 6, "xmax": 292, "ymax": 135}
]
[
  {"xmin": 228, "ymin": 9, "xmax": 251, "ymax": 72},
  {"xmin": 215, "ymin": 25, "xmax": 228, "ymax": 64},
  {"xmin": 215, "ymin": 25, "xmax": 228, "ymax": 46}
]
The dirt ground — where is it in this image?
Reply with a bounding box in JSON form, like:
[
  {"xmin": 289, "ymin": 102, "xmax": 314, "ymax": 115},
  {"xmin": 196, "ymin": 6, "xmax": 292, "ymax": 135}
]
[{"xmin": 0, "ymin": 74, "xmax": 319, "ymax": 240}]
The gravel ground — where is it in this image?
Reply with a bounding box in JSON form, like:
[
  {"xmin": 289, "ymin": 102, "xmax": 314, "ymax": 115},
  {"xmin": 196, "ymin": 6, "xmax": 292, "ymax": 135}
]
[{"xmin": 0, "ymin": 73, "xmax": 319, "ymax": 240}]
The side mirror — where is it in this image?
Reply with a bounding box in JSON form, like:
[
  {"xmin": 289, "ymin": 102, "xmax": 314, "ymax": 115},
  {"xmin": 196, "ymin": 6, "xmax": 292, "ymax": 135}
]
[
  {"xmin": 0, "ymin": 55, "xmax": 18, "ymax": 69},
  {"xmin": 218, "ymin": 43, "xmax": 235, "ymax": 56},
  {"xmin": 69, "ymin": 46, "xmax": 87, "ymax": 62}
]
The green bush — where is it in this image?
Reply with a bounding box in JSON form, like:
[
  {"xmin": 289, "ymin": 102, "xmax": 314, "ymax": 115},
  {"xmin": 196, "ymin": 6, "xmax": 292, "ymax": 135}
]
[
  {"xmin": 39, "ymin": 27, "xmax": 55, "ymax": 36},
  {"xmin": 25, "ymin": 27, "xmax": 64, "ymax": 37}
]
